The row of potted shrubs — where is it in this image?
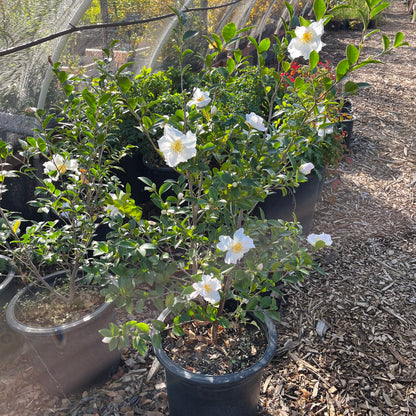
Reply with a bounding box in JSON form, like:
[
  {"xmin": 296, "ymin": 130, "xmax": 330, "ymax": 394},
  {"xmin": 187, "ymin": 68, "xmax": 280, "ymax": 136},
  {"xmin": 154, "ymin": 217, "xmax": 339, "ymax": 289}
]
[{"xmin": 0, "ymin": 1, "xmax": 405, "ymax": 413}]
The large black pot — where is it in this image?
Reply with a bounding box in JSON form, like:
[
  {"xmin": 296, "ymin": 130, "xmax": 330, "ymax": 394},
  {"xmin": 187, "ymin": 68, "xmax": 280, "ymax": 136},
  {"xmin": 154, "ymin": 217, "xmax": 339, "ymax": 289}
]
[
  {"xmin": 153, "ymin": 309, "xmax": 277, "ymax": 416},
  {"xmin": 6, "ymin": 271, "xmax": 121, "ymax": 395},
  {"xmin": 256, "ymin": 168, "xmax": 325, "ymax": 234},
  {"xmin": 117, "ymin": 152, "xmax": 180, "ymax": 201}
]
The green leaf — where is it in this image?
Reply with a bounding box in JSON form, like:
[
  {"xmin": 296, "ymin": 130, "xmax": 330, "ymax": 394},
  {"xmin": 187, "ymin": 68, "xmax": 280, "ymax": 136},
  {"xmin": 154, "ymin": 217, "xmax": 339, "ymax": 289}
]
[
  {"xmin": 346, "ymin": 44, "xmax": 359, "ymax": 65},
  {"xmin": 226, "ymin": 58, "xmax": 236, "ymax": 74},
  {"xmin": 258, "ymin": 37, "xmax": 271, "ymax": 54},
  {"xmin": 217, "ymin": 316, "xmax": 230, "ymax": 328},
  {"xmin": 175, "ymin": 109, "xmax": 185, "ymax": 121},
  {"xmin": 139, "ymin": 176, "xmax": 154, "ymax": 187},
  {"xmin": 351, "ymin": 59, "xmax": 382, "ymax": 71},
  {"xmin": 222, "ymin": 23, "xmax": 237, "ymax": 44},
  {"xmin": 151, "ymin": 320, "xmax": 166, "ymax": 332},
  {"xmin": 382, "ymin": 34, "xmax": 390, "ymax": 52},
  {"xmin": 26, "ymin": 137, "xmax": 37, "ymax": 148},
  {"xmin": 370, "ymin": 2, "xmax": 389, "ymax": 19},
  {"xmin": 234, "ymin": 49, "xmax": 242, "ymax": 63},
  {"xmin": 172, "ymin": 325, "xmax": 185, "ymax": 337},
  {"xmin": 165, "ymin": 293, "xmax": 175, "ymax": 308},
  {"xmin": 182, "ymin": 49, "xmax": 193, "ymax": 58},
  {"xmin": 142, "ymin": 116, "xmax": 153, "ymax": 130},
  {"xmin": 355, "ymin": 82, "xmax": 371, "ymax": 89},
  {"xmin": 159, "ymin": 181, "xmax": 173, "ymax": 195},
  {"xmin": 393, "ymin": 31, "xmax": 404, "ymax": 47},
  {"xmin": 335, "ymin": 59, "xmax": 350, "ymax": 82},
  {"xmin": 36, "ymin": 137, "xmax": 46, "ymax": 152},
  {"xmin": 183, "ymin": 30, "xmax": 198, "ymax": 41},
  {"xmin": 82, "ymin": 89, "xmax": 96, "ymax": 112},
  {"xmin": 267, "ymin": 310, "xmax": 281, "ymax": 321},
  {"xmin": 137, "ymin": 322, "xmax": 150, "ymax": 333},
  {"xmin": 282, "ymin": 61, "xmax": 291, "ymax": 72},
  {"xmin": 309, "ymin": 50, "xmax": 319, "ymax": 70},
  {"xmin": 313, "ymin": 0, "xmax": 326, "ymax": 21},
  {"xmin": 211, "ymin": 33, "xmax": 223, "ymax": 51},
  {"xmin": 118, "ymin": 76, "xmax": 132, "ymax": 94},
  {"xmin": 246, "ymin": 296, "xmax": 259, "ymax": 312},
  {"xmin": 343, "ymin": 80, "xmax": 358, "ymax": 94},
  {"xmin": 247, "ymin": 36, "xmax": 258, "ymax": 48},
  {"xmin": 285, "ymin": 1, "xmax": 294, "ymax": 18},
  {"xmin": 364, "ymin": 29, "xmax": 380, "ymax": 41},
  {"xmin": 96, "ymin": 133, "xmax": 106, "ymax": 145}
]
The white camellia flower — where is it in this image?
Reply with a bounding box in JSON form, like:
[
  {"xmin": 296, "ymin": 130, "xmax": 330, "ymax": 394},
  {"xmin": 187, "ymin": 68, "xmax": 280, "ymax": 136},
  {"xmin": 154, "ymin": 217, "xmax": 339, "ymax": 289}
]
[
  {"xmin": 217, "ymin": 228, "xmax": 255, "ymax": 264},
  {"xmin": 190, "ymin": 274, "xmax": 222, "ymax": 305},
  {"xmin": 188, "ymin": 88, "xmax": 211, "ymax": 108},
  {"xmin": 43, "ymin": 155, "xmax": 79, "ymax": 181},
  {"xmin": 245, "ymin": 112, "xmax": 267, "ymax": 132},
  {"xmin": 157, "ymin": 125, "xmax": 197, "ymax": 168},
  {"xmin": 105, "ymin": 204, "xmax": 122, "ymax": 217},
  {"xmin": 102, "ymin": 337, "xmax": 111, "ymax": 344},
  {"xmin": 307, "ymin": 233, "xmax": 333, "ymax": 247},
  {"xmin": 299, "ymin": 162, "xmax": 315, "ymax": 175},
  {"xmin": 317, "ymin": 118, "xmax": 334, "ymax": 137},
  {"xmin": 288, "ymin": 20, "xmax": 325, "ymax": 60}
]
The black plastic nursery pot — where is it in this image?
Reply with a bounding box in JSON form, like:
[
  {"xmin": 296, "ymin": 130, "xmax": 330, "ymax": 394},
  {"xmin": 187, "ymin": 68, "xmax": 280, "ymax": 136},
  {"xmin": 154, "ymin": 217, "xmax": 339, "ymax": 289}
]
[
  {"xmin": 153, "ymin": 309, "xmax": 278, "ymax": 416},
  {"xmin": 256, "ymin": 168, "xmax": 325, "ymax": 234},
  {"xmin": 117, "ymin": 153, "xmax": 179, "ymax": 202},
  {"xmin": 5, "ymin": 271, "xmax": 121, "ymax": 395}
]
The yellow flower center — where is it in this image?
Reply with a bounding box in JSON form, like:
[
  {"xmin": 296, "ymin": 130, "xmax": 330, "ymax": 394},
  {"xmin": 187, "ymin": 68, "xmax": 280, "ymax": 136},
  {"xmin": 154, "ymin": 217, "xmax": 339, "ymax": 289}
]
[
  {"xmin": 231, "ymin": 241, "xmax": 243, "ymax": 254},
  {"xmin": 301, "ymin": 30, "xmax": 313, "ymax": 43},
  {"xmin": 171, "ymin": 139, "xmax": 185, "ymax": 154},
  {"xmin": 204, "ymin": 283, "xmax": 212, "ymax": 292},
  {"xmin": 197, "ymin": 96, "xmax": 204, "ymax": 102},
  {"xmin": 56, "ymin": 163, "xmax": 67, "ymax": 174}
]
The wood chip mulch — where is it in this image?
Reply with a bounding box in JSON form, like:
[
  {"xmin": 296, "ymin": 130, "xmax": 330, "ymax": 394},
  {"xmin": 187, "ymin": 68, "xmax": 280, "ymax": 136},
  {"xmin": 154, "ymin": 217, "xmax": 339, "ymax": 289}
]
[{"xmin": 1, "ymin": 2, "xmax": 415, "ymax": 415}]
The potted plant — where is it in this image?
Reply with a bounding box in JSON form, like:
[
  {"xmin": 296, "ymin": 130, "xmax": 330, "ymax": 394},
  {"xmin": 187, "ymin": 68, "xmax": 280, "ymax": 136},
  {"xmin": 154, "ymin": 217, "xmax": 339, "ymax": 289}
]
[
  {"xmin": 96, "ymin": 0, "xmax": 406, "ymax": 413},
  {"xmin": 90, "ymin": 5, "xmax": 342, "ymax": 415},
  {"xmin": 0, "ymin": 66, "xmax": 135, "ymax": 395}
]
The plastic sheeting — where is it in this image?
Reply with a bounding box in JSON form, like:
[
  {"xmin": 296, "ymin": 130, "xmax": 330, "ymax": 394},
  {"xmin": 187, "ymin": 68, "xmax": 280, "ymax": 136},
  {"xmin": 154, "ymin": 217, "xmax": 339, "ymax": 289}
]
[{"xmin": 0, "ymin": 0, "xmax": 311, "ymax": 130}]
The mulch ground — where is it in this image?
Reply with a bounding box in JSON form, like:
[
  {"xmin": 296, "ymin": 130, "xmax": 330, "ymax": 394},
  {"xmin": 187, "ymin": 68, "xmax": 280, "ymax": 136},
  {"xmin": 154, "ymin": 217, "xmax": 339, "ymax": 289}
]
[{"xmin": 1, "ymin": 1, "xmax": 415, "ymax": 415}]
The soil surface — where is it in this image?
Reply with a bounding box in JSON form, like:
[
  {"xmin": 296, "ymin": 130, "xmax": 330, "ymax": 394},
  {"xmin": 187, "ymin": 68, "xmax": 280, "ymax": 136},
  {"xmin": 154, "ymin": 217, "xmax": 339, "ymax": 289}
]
[{"xmin": 1, "ymin": 2, "xmax": 416, "ymax": 415}]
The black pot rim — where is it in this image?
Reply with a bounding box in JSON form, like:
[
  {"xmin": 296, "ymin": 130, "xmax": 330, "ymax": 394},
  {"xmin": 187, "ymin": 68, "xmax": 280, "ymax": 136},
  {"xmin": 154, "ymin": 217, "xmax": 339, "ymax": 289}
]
[
  {"xmin": 153, "ymin": 308, "xmax": 278, "ymax": 385},
  {"xmin": 6, "ymin": 270, "xmax": 112, "ymax": 335},
  {"xmin": 0, "ymin": 255, "xmax": 16, "ymax": 292}
]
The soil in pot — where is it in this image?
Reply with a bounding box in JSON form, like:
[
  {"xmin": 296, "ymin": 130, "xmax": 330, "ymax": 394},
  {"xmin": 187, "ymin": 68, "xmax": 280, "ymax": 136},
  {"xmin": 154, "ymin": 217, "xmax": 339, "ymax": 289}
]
[
  {"xmin": 6, "ymin": 272, "xmax": 121, "ymax": 395},
  {"xmin": 161, "ymin": 318, "xmax": 267, "ymax": 376}
]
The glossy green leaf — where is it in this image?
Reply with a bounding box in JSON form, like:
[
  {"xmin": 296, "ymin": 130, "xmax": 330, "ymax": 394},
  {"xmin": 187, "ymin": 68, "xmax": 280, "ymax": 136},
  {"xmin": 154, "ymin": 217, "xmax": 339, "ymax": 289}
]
[
  {"xmin": 118, "ymin": 76, "xmax": 132, "ymax": 94},
  {"xmin": 382, "ymin": 34, "xmax": 390, "ymax": 51},
  {"xmin": 370, "ymin": 2, "xmax": 389, "ymax": 19},
  {"xmin": 258, "ymin": 37, "xmax": 271, "ymax": 54},
  {"xmin": 222, "ymin": 23, "xmax": 237, "ymax": 44},
  {"xmin": 309, "ymin": 50, "xmax": 319, "ymax": 70},
  {"xmin": 393, "ymin": 31, "xmax": 404, "ymax": 47},
  {"xmin": 313, "ymin": 0, "xmax": 326, "ymax": 21},
  {"xmin": 346, "ymin": 44, "xmax": 359, "ymax": 65},
  {"xmin": 335, "ymin": 59, "xmax": 350, "ymax": 81},
  {"xmin": 227, "ymin": 58, "xmax": 236, "ymax": 74}
]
